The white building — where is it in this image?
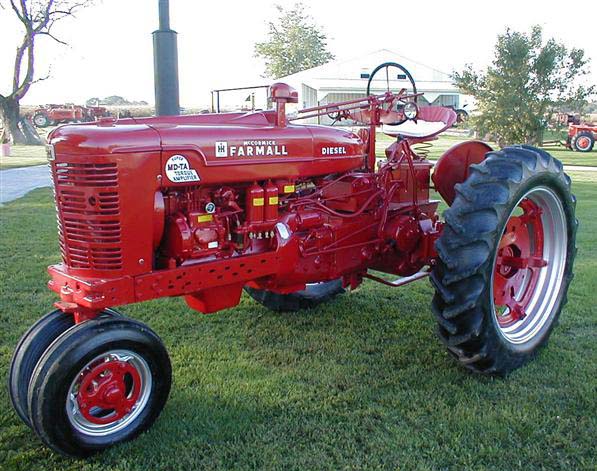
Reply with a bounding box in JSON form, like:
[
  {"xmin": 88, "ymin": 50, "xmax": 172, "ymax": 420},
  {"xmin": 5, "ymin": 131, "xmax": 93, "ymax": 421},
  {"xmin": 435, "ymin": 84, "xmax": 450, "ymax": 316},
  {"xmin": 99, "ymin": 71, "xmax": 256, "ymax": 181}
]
[{"xmin": 278, "ymin": 49, "xmax": 468, "ymax": 123}]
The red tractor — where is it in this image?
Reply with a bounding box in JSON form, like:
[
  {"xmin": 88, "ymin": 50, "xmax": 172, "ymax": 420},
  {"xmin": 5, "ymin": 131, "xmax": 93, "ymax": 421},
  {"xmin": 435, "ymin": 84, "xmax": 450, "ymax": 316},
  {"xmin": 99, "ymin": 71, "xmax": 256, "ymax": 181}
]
[
  {"xmin": 10, "ymin": 63, "xmax": 577, "ymax": 457},
  {"xmin": 32, "ymin": 104, "xmax": 110, "ymax": 128},
  {"xmin": 566, "ymin": 123, "xmax": 596, "ymax": 152}
]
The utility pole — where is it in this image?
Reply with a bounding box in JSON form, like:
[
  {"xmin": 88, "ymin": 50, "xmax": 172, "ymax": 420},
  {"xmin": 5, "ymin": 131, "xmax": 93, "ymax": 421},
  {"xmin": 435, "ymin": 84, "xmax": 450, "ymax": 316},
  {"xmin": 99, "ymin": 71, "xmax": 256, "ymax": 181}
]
[{"xmin": 153, "ymin": 0, "xmax": 180, "ymax": 115}]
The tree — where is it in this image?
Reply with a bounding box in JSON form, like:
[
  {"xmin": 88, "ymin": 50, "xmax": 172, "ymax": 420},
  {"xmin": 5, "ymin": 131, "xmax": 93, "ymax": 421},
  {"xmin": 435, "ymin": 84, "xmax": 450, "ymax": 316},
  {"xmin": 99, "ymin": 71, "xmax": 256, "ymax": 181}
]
[
  {"xmin": 0, "ymin": 0, "xmax": 89, "ymax": 144},
  {"xmin": 453, "ymin": 25, "xmax": 594, "ymax": 146},
  {"xmin": 86, "ymin": 96, "xmax": 149, "ymax": 107},
  {"xmin": 254, "ymin": 3, "xmax": 335, "ymax": 79},
  {"xmin": 85, "ymin": 97, "xmax": 101, "ymax": 107}
]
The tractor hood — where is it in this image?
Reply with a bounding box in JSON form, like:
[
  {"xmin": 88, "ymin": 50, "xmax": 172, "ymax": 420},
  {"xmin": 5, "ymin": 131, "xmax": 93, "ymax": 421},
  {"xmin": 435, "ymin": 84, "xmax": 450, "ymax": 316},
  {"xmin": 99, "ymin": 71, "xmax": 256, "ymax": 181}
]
[
  {"xmin": 48, "ymin": 120, "xmax": 162, "ymax": 155},
  {"xmin": 48, "ymin": 111, "xmax": 367, "ymax": 185}
]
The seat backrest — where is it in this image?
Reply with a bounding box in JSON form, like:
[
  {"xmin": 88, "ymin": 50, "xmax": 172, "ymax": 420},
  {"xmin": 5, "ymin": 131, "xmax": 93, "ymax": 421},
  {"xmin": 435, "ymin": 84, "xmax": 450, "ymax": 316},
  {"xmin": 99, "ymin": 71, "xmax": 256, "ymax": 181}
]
[{"xmin": 382, "ymin": 106, "xmax": 457, "ymax": 140}]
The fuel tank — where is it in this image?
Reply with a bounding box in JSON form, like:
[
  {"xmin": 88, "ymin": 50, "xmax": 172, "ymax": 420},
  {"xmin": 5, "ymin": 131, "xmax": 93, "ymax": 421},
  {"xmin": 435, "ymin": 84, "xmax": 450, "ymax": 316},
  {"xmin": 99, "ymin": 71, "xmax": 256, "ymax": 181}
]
[{"xmin": 48, "ymin": 110, "xmax": 367, "ymax": 187}]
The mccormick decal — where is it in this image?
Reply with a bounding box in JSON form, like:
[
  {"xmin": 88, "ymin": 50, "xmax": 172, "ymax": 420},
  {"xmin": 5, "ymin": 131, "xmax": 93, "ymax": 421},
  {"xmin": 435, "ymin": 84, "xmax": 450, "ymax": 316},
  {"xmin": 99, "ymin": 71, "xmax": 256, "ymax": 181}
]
[
  {"xmin": 164, "ymin": 155, "xmax": 200, "ymax": 183},
  {"xmin": 214, "ymin": 140, "xmax": 288, "ymax": 158}
]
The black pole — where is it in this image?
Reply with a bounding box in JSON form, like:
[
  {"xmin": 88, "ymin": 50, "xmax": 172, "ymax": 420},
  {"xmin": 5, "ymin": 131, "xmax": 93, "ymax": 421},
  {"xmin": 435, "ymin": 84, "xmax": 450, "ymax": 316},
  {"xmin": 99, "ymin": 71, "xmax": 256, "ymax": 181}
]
[{"xmin": 153, "ymin": 0, "xmax": 180, "ymax": 116}]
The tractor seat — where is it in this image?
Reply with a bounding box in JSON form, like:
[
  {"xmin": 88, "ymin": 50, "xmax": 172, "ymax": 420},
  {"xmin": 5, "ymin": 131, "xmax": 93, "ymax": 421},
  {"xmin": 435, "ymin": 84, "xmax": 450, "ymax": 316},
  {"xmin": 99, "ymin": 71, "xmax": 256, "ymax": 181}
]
[{"xmin": 382, "ymin": 106, "xmax": 457, "ymax": 139}]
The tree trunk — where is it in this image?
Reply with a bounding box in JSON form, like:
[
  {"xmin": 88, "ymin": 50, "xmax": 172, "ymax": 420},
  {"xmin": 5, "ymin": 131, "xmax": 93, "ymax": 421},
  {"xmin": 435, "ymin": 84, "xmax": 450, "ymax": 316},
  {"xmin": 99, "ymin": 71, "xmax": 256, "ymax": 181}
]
[{"xmin": 0, "ymin": 97, "xmax": 29, "ymax": 144}]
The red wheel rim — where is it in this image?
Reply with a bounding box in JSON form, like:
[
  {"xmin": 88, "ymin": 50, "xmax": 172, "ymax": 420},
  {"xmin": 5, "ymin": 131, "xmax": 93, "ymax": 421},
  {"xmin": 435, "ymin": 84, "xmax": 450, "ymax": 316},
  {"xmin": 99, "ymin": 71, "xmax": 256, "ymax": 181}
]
[
  {"xmin": 77, "ymin": 358, "xmax": 142, "ymax": 425},
  {"xmin": 493, "ymin": 198, "xmax": 546, "ymax": 328},
  {"xmin": 491, "ymin": 186, "xmax": 568, "ymax": 345},
  {"xmin": 67, "ymin": 350, "xmax": 152, "ymax": 436},
  {"xmin": 576, "ymin": 136, "xmax": 590, "ymax": 150}
]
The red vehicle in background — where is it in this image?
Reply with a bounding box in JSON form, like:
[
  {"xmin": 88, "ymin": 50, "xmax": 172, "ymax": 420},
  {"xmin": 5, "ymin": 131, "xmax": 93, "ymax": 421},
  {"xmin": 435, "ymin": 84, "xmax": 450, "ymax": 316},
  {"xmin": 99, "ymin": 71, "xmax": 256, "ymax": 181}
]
[
  {"xmin": 32, "ymin": 104, "xmax": 110, "ymax": 128},
  {"xmin": 566, "ymin": 123, "xmax": 596, "ymax": 152}
]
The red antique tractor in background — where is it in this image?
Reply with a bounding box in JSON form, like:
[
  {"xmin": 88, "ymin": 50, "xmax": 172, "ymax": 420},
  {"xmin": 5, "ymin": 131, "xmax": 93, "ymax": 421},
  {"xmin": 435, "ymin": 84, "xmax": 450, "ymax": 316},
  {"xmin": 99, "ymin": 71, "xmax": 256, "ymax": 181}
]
[
  {"xmin": 31, "ymin": 104, "xmax": 110, "ymax": 128},
  {"xmin": 566, "ymin": 123, "xmax": 596, "ymax": 152},
  {"xmin": 9, "ymin": 63, "xmax": 577, "ymax": 457}
]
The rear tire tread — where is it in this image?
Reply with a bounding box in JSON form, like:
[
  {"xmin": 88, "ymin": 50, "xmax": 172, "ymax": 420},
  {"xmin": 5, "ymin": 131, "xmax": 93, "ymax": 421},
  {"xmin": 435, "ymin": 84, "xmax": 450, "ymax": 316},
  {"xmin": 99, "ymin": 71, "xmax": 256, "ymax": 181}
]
[{"xmin": 432, "ymin": 145, "xmax": 577, "ymax": 375}]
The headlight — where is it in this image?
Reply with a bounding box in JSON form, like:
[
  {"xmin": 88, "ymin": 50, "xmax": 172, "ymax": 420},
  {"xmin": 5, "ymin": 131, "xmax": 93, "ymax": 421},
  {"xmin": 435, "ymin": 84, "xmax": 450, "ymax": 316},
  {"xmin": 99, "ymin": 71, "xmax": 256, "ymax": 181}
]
[
  {"xmin": 404, "ymin": 102, "xmax": 418, "ymax": 120},
  {"xmin": 46, "ymin": 144, "xmax": 55, "ymax": 161}
]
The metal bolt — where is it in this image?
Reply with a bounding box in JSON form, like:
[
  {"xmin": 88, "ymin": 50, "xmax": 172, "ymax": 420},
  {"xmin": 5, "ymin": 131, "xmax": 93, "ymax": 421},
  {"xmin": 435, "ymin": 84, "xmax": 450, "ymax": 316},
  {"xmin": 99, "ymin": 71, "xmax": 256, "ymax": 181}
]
[{"xmin": 138, "ymin": 258, "xmax": 145, "ymax": 265}]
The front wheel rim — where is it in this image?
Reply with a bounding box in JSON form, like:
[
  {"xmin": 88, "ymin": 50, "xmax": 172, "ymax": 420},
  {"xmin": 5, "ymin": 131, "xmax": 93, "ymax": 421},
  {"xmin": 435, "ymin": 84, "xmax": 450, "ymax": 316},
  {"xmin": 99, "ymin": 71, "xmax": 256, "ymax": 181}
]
[
  {"xmin": 491, "ymin": 186, "xmax": 568, "ymax": 345},
  {"xmin": 66, "ymin": 349, "xmax": 152, "ymax": 436},
  {"xmin": 576, "ymin": 136, "xmax": 591, "ymax": 150}
]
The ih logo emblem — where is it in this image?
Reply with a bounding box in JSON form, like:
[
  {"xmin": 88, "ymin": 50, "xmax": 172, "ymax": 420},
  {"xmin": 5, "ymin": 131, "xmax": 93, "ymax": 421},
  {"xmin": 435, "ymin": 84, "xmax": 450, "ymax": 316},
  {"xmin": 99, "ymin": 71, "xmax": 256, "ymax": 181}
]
[{"xmin": 215, "ymin": 141, "xmax": 228, "ymax": 158}]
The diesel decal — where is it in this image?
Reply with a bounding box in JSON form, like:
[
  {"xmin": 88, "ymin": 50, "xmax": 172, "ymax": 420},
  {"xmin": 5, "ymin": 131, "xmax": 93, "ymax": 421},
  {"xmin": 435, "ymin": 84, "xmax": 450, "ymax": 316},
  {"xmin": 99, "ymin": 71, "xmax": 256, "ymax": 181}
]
[
  {"xmin": 321, "ymin": 146, "xmax": 347, "ymax": 155},
  {"xmin": 214, "ymin": 140, "xmax": 288, "ymax": 158}
]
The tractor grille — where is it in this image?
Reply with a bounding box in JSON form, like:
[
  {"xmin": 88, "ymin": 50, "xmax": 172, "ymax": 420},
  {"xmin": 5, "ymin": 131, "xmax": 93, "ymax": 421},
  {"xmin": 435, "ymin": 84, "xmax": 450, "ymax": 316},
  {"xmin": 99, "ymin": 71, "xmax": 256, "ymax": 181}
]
[{"xmin": 53, "ymin": 161, "xmax": 123, "ymax": 271}]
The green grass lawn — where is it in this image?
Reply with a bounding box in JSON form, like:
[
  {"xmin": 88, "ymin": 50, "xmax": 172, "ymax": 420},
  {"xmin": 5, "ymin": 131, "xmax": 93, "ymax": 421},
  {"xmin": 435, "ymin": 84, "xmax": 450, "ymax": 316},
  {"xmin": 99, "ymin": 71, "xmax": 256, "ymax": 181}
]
[
  {"xmin": 0, "ymin": 172, "xmax": 596, "ymax": 470},
  {"xmin": 0, "ymin": 145, "xmax": 47, "ymax": 170},
  {"xmin": 0, "ymin": 126, "xmax": 52, "ymax": 170}
]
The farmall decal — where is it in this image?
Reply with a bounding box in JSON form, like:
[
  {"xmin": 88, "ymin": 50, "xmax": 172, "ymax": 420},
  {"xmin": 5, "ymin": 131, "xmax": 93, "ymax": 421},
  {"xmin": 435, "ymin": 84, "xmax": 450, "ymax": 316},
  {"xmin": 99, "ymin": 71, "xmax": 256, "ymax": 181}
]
[
  {"xmin": 165, "ymin": 155, "xmax": 200, "ymax": 183},
  {"xmin": 214, "ymin": 140, "xmax": 288, "ymax": 158}
]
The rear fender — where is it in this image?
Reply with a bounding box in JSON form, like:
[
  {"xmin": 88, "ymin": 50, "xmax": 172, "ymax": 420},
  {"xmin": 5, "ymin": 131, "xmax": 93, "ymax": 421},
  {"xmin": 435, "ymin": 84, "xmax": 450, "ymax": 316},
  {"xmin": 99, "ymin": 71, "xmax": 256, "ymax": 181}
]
[{"xmin": 432, "ymin": 140, "xmax": 492, "ymax": 205}]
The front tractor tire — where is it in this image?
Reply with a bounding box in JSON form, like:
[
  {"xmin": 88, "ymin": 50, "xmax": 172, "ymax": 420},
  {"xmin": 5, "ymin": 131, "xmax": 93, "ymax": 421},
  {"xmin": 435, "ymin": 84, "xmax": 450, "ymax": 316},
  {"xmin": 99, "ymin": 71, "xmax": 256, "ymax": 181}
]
[
  {"xmin": 245, "ymin": 279, "xmax": 345, "ymax": 312},
  {"xmin": 431, "ymin": 146, "xmax": 577, "ymax": 375},
  {"xmin": 27, "ymin": 316, "xmax": 171, "ymax": 457},
  {"xmin": 8, "ymin": 308, "xmax": 120, "ymax": 428}
]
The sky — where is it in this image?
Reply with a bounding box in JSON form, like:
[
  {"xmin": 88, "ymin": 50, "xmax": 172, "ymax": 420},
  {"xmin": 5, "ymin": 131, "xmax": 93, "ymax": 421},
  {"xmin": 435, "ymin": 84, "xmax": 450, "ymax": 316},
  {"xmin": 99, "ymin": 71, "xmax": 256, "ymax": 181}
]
[{"xmin": 0, "ymin": 0, "xmax": 595, "ymax": 108}]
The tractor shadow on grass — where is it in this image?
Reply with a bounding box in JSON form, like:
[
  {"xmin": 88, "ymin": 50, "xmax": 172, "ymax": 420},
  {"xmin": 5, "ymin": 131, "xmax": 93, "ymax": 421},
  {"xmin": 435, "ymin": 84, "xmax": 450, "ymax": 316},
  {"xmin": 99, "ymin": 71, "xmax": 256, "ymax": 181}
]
[{"xmin": 93, "ymin": 285, "xmax": 522, "ymax": 467}]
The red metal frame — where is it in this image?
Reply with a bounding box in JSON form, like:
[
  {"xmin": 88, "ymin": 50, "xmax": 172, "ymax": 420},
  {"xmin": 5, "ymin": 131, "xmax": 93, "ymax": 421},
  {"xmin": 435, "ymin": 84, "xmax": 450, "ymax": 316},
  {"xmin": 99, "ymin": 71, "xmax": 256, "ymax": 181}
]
[{"xmin": 46, "ymin": 81, "xmax": 466, "ymax": 321}]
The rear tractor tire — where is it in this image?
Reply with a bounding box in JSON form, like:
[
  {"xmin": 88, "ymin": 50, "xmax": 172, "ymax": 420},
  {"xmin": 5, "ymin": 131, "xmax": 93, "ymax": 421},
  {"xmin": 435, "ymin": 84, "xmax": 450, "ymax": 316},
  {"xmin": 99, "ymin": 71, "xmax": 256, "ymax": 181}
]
[
  {"xmin": 32, "ymin": 113, "xmax": 50, "ymax": 128},
  {"xmin": 27, "ymin": 316, "xmax": 171, "ymax": 457},
  {"xmin": 431, "ymin": 145, "xmax": 577, "ymax": 375},
  {"xmin": 245, "ymin": 279, "xmax": 345, "ymax": 312}
]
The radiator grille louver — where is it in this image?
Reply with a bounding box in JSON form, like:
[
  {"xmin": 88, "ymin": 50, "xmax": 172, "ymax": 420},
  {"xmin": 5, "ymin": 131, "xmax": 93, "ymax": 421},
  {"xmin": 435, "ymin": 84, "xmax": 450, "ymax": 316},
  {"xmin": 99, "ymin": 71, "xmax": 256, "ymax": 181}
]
[
  {"xmin": 53, "ymin": 161, "xmax": 123, "ymax": 271},
  {"xmin": 55, "ymin": 162, "xmax": 118, "ymax": 187}
]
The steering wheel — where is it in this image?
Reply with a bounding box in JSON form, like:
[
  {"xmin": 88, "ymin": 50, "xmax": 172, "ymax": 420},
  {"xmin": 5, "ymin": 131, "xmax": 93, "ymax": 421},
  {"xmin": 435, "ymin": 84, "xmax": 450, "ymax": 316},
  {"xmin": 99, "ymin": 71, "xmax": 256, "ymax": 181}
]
[
  {"xmin": 366, "ymin": 62, "xmax": 418, "ymax": 125},
  {"xmin": 325, "ymin": 105, "xmax": 343, "ymax": 125}
]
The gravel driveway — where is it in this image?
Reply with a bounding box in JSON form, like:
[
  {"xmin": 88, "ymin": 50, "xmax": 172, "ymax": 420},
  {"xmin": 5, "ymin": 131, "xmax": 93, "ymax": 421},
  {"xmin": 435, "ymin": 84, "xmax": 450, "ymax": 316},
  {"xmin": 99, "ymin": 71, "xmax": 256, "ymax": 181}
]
[{"xmin": 0, "ymin": 164, "xmax": 52, "ymax": 205}]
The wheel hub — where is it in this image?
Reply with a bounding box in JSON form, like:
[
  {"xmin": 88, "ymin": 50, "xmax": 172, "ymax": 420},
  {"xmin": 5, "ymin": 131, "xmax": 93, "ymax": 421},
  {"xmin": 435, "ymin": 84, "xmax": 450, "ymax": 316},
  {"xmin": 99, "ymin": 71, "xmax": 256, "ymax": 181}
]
[
  {"xmin": 67, "ymin": 350, "xmax": 152, "ymax": 436},
  {"xmin": 103, "ymin": 385, "xmax": 123, "ymax": 405},
  {"xmin": 77, "ymin": 357, "xmax": 141, "ymax": 424},
  {"xmin": 577, "ymin": 136, "xmax": 590, "ymax": 150},
  {"xmin": 493, "ymin": 198, "xmax": 545, "ymax": 327}
]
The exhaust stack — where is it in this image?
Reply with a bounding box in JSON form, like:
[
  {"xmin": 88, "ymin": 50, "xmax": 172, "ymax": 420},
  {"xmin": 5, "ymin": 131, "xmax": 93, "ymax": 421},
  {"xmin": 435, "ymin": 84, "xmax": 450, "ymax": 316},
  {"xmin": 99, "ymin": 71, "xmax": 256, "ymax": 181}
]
[{"xmin": 152, "ymin": 0, "xmax": 180, "ymax": 116}]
